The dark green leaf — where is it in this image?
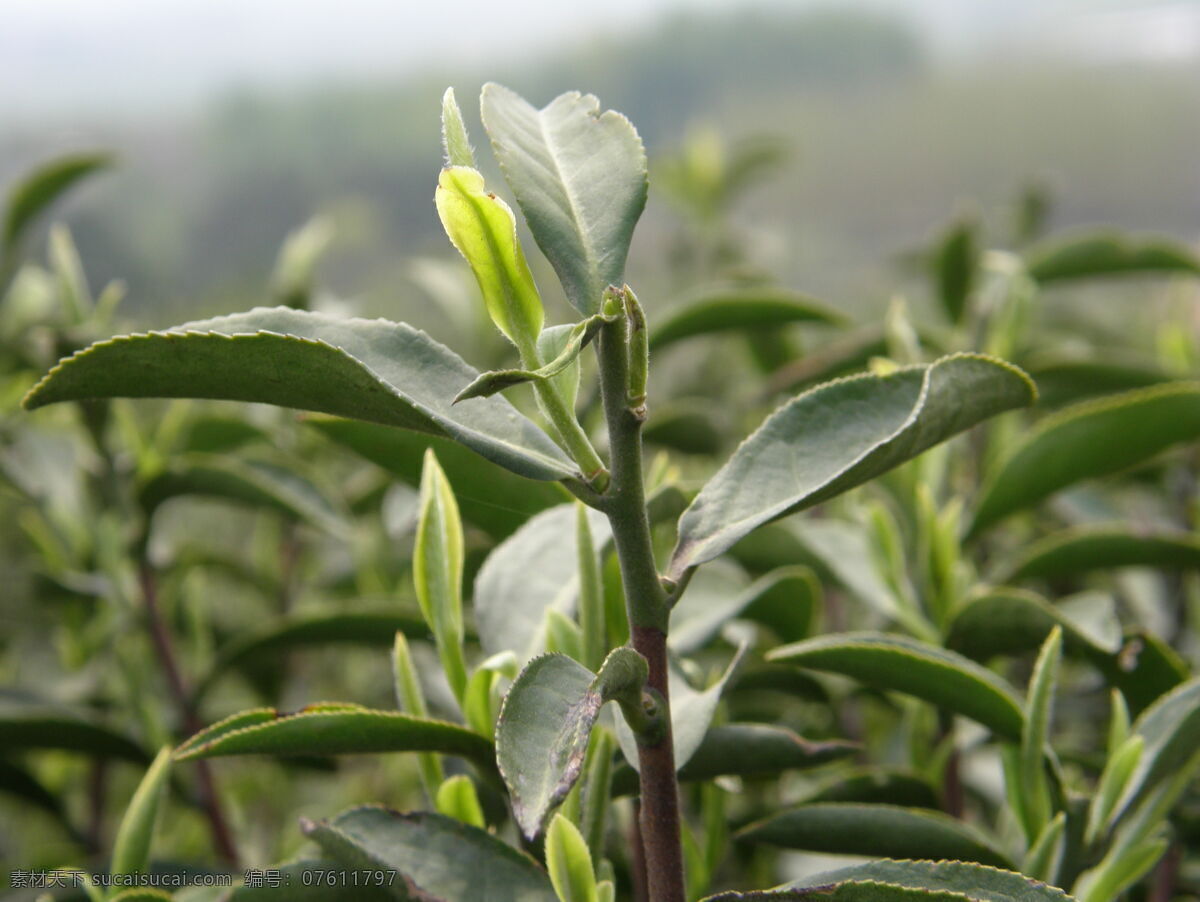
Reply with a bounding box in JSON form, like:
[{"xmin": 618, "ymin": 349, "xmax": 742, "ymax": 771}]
[
  {"xmin": 800, "ymin": 769, "xmax": 940, "ymax": 809},
  {"xmin": 302, "ymin": 807, "xmax": 557, "ymax": 901},
  {"xmin": 738, "ymin": 803, "xmax": 1012, "ymax": 868},
  {"xmin": 3, "ymin": 152, "xmax": 112, "ymax": 255},
  {"xmin": 768, "ymin": 632, "xmax": 1025, "ymax": 739},
  {"xmin": 138, "ymin": 454, "xmax": 346, "ymax": 536},
  {"xmin": 971, "ymin": 383, "xmax": 1200, "ymax": 536},
  {"xmin": 999, "ymin": 526, "xmax": 1200, "ymax": 582},
  {"xmin": 671, "ymin": 354, "xmax": 1036, "ymax": 578},
  {"xmin": 481, "ymin": 84, "xmax": 647, "ymax": 316},
  {"xmin": 474, "ymin": 504, "xmax": 610, "ymax": 665},
  {"xmin": 1025, "ymin": 230, "xmax": 1200, "ymax": 284},
  {"xmin": 1023, "ymin": 354, "xmax": 1169, "ymax": 408},
  {"xmin": 174, "ymin": 704, "xmax": 495, "ymax": 771},
  {"xmin": 0, "ymin": 758, "xmax": 74, "ymax": 828},
  {"xmin": 178, "ymin": 415, "xmax": 270, "ymax": 454},
  {"xmin": 934, "ymin": 218, "xmax": 979, "ymax": 324},
  {"xmin": 308, "ymin": 417, "xmax": 570, "ymax": 538},
  {"xmin": 612, "ymin": 724, "xmax": 854, "ymax": 796},
  {"xmin": 643, "ymin": 402, "xmax": 724, "ymax": 455},
  {"xmin": 0, "ymin": 696, "xmax": 147, "ymax": 762},
  {"xmin": 704, "ymin": 859, "xmax": 1076, "ymax": 901},
  {"xmin": 193, "ymin": 610, "xmax": 428, "ymax": 703},
  {"xmin": 648, "ymin": 287, "xmax": 844, "ymax": 351},
  {"xmin": 23, "ymin": 307, "xmax": 575, "ymax": 481}
]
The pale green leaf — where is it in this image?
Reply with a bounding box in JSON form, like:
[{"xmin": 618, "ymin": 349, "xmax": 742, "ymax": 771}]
[
  {"xmin": 23, "ymin": 307, "xmax": 575, "ymax": 480},
  {"xmin": 671, "ymin": 354, "xmax": 1036, "ymax": 578},
  {"xmin": 436, "ymin": 165, "xmax": 544, "ymax": 353},
  {"xmin": 1018, "ymin": 628, "xmax": 1062, "ymax": 841},
  {"xmin": 481, "ymin": 84, "xmax": 647, "ymax": 315},
  {"xmin": 3, "ymin": 151, "xmax": 112, "ymax": 256},
  {"xmin": 768, "ymin": 632, "xmax": 1025, "ymax": 739},
  {"xmin": 442, "ymin": 87, "xmax": 477, "ymax": 169},
  {"xmin": 435, "ymin": 774, "xmax": 485, "ymax": 828},
  {"xmin": 110, "ymin": 746, "xmax": 173, "ymax": 893},
  {"xmin": 545, "ymin": 814, "xmax": 598, "ymax": 902}
]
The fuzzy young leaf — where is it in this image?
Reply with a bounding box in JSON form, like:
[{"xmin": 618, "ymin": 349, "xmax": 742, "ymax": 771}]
[
  {"xmin": 971, "ymin": 383, "xmax": 1200, "ymax": 536},
  {"xmin": 670, "ymin": 354, "xmax": 1036, "ymax": 578},
  {"xmin": 768, "ymin": 632, "xmax": 1025, "ymax": 739},
  {"xmin": 109, "ymin": 746, "xmax": 172, "ymax": 891},
  {"xmin": 23, "ymin": 307, "xmax": 575, "ymax": 480},
  {"xmin": 414, "ymin": 449, "xmax": 468, "ymax": 704},
  {"xmin": 302, "ymin": 807, "xmax": 557, "ymax": 901},
  {"xmin": 481, "ymin": 84, "xmax": 647, "ymax": 316},
  {"xmin": 436, "ymin": 166, "xmax": 544, "ymax": 354},
  {"xmin": 546, "ymin": 814, "xmax": 598, "ymax": 902},
  {"xmin": 173, "ymin": 704, "xmax": 495, "ymax": 771},
  {"xmin": 442, "ymin": 88, "xmax": 477, "ymax": 169},
  {"xmin": 737, "ymin": 802, "xmax": 1012, "ymax": 868},
  {"xmin": 648, "ymin": 286, "xmax": 844, "ymax": 351}
]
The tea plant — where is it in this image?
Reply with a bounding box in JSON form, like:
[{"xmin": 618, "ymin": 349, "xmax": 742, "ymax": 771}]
[{"xmin": 8, "ymin": 85, "xmax": 1200, "ymax": 902}]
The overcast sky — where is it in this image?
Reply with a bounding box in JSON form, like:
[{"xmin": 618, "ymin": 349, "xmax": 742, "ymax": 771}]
[{"xmin": 2, "ymin": 0, "xmax": 1194, "ymax": 121}]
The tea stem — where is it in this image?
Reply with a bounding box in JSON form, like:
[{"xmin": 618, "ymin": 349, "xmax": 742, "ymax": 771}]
[{"xmin": 596, "ymin": 308, "xmax": 685, "ymax": 902}]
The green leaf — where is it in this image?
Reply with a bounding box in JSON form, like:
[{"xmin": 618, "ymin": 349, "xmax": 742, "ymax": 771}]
[
  {"xmin": 1024, "ymin": 811, "xmax": 1067, "ymax": 885},
  {"xmin": 414, "ymin": 449, "xmax": 468, "ymax": 705},
  {"xmin": 768, "ymin": 632, "xmax": 1025, "ymax": 739},
  {"xmin": 496, "ymin": 654, "xmax": 605, "ymax": 838},
  {"xmin": 0, "ymin": 696, "xmax": 147, "ymax": 762},
  {"xmin": 481, "ymin": 84, "xmax": 647, "ymax": 316},
  {"xmin": 703, "ymin": 859, "xmax": 1076, "ymax": 901},
  {"xmin": 0, "ymin": 758, "xmax": 74, "ymax": 828},
  {"xmin": 302, "ymin": 806, "xmax": 557, "ymax": 901},
  {"xmin": 194, "ymin": 610, "xmax": 427, "ymax": 703},
  {"xmin": 545, "ymin": 814, "xmax": 598, "ymax": 902},
  {"xmin": 454, "ymin": 314, "xmax": 606, "ymax": 402},
  {"xmin": 611, "ymin": 724, "xmax": 855, "ymax": 796},
  {"xmin": 933, "ymin": 218, "xmax": 979, "ymax": 324},
  {"xmin": 1023, "ymin": 354, "xmax": 1169, "ymax": 408},
  {"xmin": 737, "ymin": 803, "xmax": 1012, "ymax": 868},
  {"xmin": 179, "ymin": 415, "xmax": 270, "ymax": 454},
  {"xmin": 307, "ymin": 417, "xmax": 569, "ymax": 538},
  {"xmin": 110, "ymin": 746, "xmax": 172, "ymax": 894},
  {"xmin": 271, "ymin": 215, "xmax": 333, "ymax": 309},
  {"xmin": 23, "ymin": 306, "xmax": 574, "ymax": 481},
  {"xmin": 798, "ymin": 769, "xmax": 939, "ymax": 810},
  {"xmin": 970, "ymin": 383, "xmax": 1200, "ymax": 536},
  {"xmin": 436, "ymin": 774, "xmax": 486, "ymax": 828},
  {"xmin": 442, "ymin": 88, "xmax": 477, "ymax": 169},
  {"xmin": 436, "ymin": 166, "xmax": 544, "ymax": 354},
  {"xmin": 138, "ymin": 454, "xmax": 346, "ymax": 536},
  {"xmin": 229, "ymin": 860, "xmax": 394, "ymax": 901},
  {"xmin": 50, "ymin": 224, "xmax": 93, "ymax": 322},
  {"xmin": 1110, "ymin": 676, "xmax": 1200, "ymax": 827},
  {"xmin": 1025, "ymin": 230, "xmax": 1200, "ymax": 284},
  {"xmin": 946, "ymin": 589, "xmax": 1120, "ymax": 662},
  {"xmin": 670, "ymin": 354, "xmax": 1036, "ymax": 578},
  {"xmin": 1019, "ymin": 628, "xmax": 1062, "ymax": 842},
  {"xmin": 670, "ymin": 565, "xmax": 818, "ymax": 653},
  {"xmin": 999, "ymin": 525, "xmax": 1200, "ymax": 582},
  {"xmin": 474, "ymin": 504, "xmax": 611, "ymax": 665},
  {"xmin": 648, "ymin": 286, "xmax": 844, "ymax": 351},
  {"xmin": 1086, "ymin": 735, "xmax": 1143, "ymax": 845},
  {"xmin": 3, "ymin": 151, "xmax": 112, "ymax": 257},
  {"xmin": 174, "ymin": 704, "xmax": 495, "ymax": 772}
]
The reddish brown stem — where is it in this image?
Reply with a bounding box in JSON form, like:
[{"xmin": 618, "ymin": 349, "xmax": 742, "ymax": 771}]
[{"xmin": 139, "ymin": 562, "xmax": 239, "ymax": 867}]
